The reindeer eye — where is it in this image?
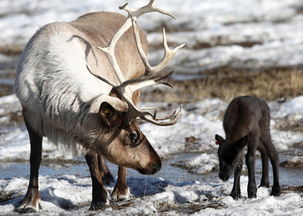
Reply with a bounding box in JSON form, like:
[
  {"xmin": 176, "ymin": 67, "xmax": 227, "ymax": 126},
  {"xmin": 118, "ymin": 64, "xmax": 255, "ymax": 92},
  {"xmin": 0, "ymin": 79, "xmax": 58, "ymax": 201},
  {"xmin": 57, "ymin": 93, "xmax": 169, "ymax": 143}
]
[
  {"xmin": 128, "ymin": 131, "xmax": 139, "ymax": 147},
  {"xmin": 129, "ymin": 131, "xmax": 138, "ymax": 141}
]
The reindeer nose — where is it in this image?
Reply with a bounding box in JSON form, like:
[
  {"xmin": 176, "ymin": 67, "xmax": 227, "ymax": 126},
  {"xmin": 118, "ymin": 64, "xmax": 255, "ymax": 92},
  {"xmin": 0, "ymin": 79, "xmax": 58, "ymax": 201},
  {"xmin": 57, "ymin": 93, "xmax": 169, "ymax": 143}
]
[{"xmin": 149, "ymin": 161, "xmax": 162, "ymax": 174}]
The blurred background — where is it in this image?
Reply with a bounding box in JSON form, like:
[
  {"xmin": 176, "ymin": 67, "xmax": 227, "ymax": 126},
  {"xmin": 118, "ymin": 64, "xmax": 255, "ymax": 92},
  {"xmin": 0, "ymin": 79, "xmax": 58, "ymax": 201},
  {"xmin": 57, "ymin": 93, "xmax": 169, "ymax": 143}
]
[
  {"xmin": 0, "ymin": 0, "xmax": 303, "ymax": 214},
  {"xmin": 0, "ymin": 0, "xmax": 303, "ymax": 101}
]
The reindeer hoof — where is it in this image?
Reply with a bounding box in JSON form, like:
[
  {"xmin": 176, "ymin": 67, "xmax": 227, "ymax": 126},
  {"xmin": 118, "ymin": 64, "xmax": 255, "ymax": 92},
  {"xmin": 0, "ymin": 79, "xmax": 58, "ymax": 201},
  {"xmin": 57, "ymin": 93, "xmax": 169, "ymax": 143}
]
[
  {"xmin": 271, "ymin": 186, "xmax": 281, "ymax": 197},
  {"xmin": 16, "ymin": 190, "xmax": 40, "ymax": 213},
  {"xmin": 89, "ymin": 197, "xmax": 110, "ymax": 211},
  {"xmin": 248, "ymin": 191, "xmax": 257, "ymax": 198},
  {"xmin": 16, "ymin": 202, "xmax": 40, "ymax": 213},
  {"xmin": 89, "ymin": 201, "xmax": 109, "ymax": 211},
  {"xmin": 230, "ymin": 192, "xmax": 241, "ymax": 200},
  {"xmin": 102, "ymin": 173, "xmax": 115, "ymax": 185},
  {"xmin": 259, "ymin": 181, "xmax": 270, "ymax": 188},
  {"xmin": 89, "ymin": 200, "xmax": 109, "ymax": 211},
  {"xmin": 16, "ymin": 206, "xmax": 37, "ymax": 214},
  {"xmin": 112, "ymin": 187, "xmax": 130, "ymax": 201}
]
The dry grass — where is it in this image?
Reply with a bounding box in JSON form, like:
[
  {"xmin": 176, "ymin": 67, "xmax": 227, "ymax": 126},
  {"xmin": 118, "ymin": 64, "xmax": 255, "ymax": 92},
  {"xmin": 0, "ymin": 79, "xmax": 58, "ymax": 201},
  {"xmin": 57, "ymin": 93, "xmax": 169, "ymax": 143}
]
[
  {"xmin": 0, "ymin": 69, "xmax": 16, "ymax": 97},
  {"xmin": 274, "ymin": 119, "xmax": 303, "ymax": 133},
  {"xmin": 1, "ymin": 66, "xmax": 303, "ymax": 104},
  {"xmin": 141, "ymin": 67, "xmax": 303, "ymax": 103},
  {"xmin": 0, "ymin": 45, "xmax": 23, "ymax": 56},
  {"xmin": 0, "ymin": 85, "xmax": 13, "ymax": 97}
]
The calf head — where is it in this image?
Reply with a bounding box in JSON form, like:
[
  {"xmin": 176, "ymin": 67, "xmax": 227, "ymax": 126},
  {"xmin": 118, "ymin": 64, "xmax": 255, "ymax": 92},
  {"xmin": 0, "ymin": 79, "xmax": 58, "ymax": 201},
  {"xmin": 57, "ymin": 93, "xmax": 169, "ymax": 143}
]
[{"xmin": 215, "ymin": 134, "xmax": 246, "ymax": 181}]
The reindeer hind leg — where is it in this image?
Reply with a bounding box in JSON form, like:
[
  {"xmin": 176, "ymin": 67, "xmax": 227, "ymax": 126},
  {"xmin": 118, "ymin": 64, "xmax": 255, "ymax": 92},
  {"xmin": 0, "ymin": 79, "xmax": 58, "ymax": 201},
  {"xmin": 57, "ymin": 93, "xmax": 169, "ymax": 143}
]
[
  {"xmin": 258, "ymin": 142, "xmax": 270, "ymax": 188},
  {"xmin": 16, "ymin": 117, "xmax": 42, "ymax": 213},
  {"xmin": 261, "ymin": 133, "xmax": 281, "ymax": 196}
]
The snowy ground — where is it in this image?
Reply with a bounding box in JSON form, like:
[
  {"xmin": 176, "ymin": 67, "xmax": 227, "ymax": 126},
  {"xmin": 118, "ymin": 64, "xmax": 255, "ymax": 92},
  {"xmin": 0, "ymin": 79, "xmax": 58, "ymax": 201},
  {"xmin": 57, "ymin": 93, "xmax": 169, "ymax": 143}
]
[
  {"xmin": 1, "ymin": 0, "xmax": 303, "ymax": 215},
  {"xmin": 1, "ymin": 94, "xmax": 303, "ymax": 215}
]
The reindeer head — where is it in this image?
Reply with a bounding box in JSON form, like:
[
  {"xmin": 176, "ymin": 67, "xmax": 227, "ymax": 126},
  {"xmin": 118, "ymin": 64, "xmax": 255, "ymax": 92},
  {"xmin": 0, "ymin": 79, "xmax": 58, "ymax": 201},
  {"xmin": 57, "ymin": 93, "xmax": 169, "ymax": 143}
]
[
  {"xmin": 215, "ymin": 134, "xmax": 246, "ymax": 181},
  {"xmin": 88, "ymin": 0, "xmax": 184, "ymax": 175}
]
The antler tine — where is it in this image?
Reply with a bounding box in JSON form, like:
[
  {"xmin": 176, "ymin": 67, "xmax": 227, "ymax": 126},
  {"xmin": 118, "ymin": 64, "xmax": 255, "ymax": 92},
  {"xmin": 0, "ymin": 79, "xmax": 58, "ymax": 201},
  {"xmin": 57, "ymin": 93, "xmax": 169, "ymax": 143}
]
[
  {"xmin": 120, "ymin": 0, "xmax": 176, "ymax": 19},
  {"xmin": 86, "ymin": 65, "xmax": 116, "ymax": 87},
  {"xmin": 95, "ymin": 0, "xmax": 184, "ymax": 126},
  {"xmin": 131, "ymin": 17, "xmax": 185, "ymax": 76},
  {"xmin": 113, "ymin": 76, "xmax": 182, "ymax": 126},
  {"xmin": 141, "ymin": 104, "xmax": 182, "ymax": 126},
  {"xmin": 117, "ymin": 70, "xmax": 174, "ymax": 95},
  {"xmin": 153, "ymin": 28, "xmax": 186, "ymax": 73},
  {"xmin": 98, "ymin": 0, "xmax": 178, "ymax": 84}
]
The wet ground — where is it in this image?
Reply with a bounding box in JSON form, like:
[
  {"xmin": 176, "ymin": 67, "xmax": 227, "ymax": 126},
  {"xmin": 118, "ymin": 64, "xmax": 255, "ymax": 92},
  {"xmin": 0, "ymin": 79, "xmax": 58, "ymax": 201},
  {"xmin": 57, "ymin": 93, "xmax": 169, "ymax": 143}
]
[{"xmin": 1, "ymin": 152, "xmax": 302, "ymax": 195}]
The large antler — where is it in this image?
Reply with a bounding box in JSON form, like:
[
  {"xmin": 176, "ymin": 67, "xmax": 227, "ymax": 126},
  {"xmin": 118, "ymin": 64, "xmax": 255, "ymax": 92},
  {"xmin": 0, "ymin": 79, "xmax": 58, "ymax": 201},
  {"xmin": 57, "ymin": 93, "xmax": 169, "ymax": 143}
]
[{"xmin": 91, "ymin": 0, "xmax": 185, "ymax": 126}]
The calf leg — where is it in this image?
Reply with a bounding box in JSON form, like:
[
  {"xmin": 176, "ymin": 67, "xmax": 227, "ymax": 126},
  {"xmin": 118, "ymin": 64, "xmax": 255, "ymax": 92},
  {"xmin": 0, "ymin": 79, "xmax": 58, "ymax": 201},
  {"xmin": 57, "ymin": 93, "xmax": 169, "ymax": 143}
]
[
  {"xmin": 85, "ymin": 151, "xmax": 109, "ymax": 210},
  {"xmin": 246, "ymin": 134, "xmax": 258, "ymax": 198},
  {"xmin": 231, "ymin": 159, "xmax": 243, "ymax": 200},
  {"xmin": 112, "ymin": 166, "xmax": 130, "ymax": 201},
  {"xmin": 17, "ymin": 120, "xmax": 42, "ymax": 213},
  {"xmin": 258, "ymin": 143, "xmax": 270, "ymax": 187},
  {"xmin": 262, "ymin": 136, "xmax": 281, "ymax": 196},
  {"xmin": 97, "ymin": 154, "xmax": 114, "ymax": 185}
]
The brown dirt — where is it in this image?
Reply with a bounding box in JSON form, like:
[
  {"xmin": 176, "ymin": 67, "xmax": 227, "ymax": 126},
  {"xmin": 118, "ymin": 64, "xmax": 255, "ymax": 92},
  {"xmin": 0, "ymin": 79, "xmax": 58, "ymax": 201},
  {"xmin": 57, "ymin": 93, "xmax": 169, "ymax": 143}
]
[
  {"xmin": 150, "ymin": 40, "xmax": 262, "ymax": 50},
  {"xmin": 155, "ymin": 201, "xmax": 225, "ymax": 214},
  {"xmin": 0, "ymin": 85, "xmax": 14, "ymax": 97},
  {"xmin": 280, "ymin": 160, "xmax": 303, "ymax": 168},
  {"xmin": 0, "ymin": 68, "xmax": 16, "ymax": 97},
  {"xmin": 284, "ymin": 185, "xmax": 303, "ymax": 193}
]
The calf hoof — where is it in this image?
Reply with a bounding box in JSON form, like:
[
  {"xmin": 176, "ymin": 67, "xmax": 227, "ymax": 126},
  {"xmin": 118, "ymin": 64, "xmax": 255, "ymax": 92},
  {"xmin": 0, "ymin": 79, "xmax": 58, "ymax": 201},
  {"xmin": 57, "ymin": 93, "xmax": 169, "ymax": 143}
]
[
  {"xmin": 259, "ymin": 183, "xmax": 270, "ymax": 188},
  {"xmin": 102, "ymin": 172, "xmax": 115, "ymax": 185},
  {"xmin": 112, "ymin": 186, "xmax": 130, "ymax": 201},
  {"xmin": 230, "ymin": 194, "xmax": 241, "ymax": 200},
  {"xmin": 248, "ymin": 184, "xmax": 257, "ymax": 198},
  {"xmin": 89, "ymin": 200, "xmax": 109, "ymax": 211},
  {"xmin": 248, "ymin": 191, "xmax": 257, "ymax": 198},
  {"xmin": 259, "ymin": 181, "xmax": 270, "ymax": 188},
  {"xmin": 230, "ymin": 192, "xmax": 241, "ymax": 200},
  {"xmin": 271, "ymin": 186, "xmax": 281, "ymax": 197}
]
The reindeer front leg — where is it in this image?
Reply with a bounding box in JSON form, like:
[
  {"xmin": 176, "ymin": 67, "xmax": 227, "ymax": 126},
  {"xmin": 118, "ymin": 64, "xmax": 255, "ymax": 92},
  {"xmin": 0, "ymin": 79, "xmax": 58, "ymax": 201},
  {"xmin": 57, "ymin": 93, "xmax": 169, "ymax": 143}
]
[
  {"xmin": 17, "ymin": 119, "xmax": 42, "ymax": 213},
  {"xmin": 112, "ymin": 166, "xmax": 130, "ymax": 200},
  {"xmin": 246, "ymin": 134, "xmax": 258, "ymax": 198},
  {"xmin": 85, "ymin": 151, "xmax": 109, "ymax": 210},
  {"xmin": 97, "ymin": 154, "xmax": 114, "ymax": 185},
  {"xmin": 231, "ymin": 158, "xmax": 243, "ymax": 200}
]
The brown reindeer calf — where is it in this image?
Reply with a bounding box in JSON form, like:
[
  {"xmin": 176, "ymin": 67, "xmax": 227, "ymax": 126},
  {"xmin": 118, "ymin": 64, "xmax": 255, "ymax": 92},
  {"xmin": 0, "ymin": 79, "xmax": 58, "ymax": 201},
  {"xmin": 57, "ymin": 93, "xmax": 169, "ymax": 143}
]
[{"xmin": 215, "ymin": 96, "xmax": 281, "ymax": 199}]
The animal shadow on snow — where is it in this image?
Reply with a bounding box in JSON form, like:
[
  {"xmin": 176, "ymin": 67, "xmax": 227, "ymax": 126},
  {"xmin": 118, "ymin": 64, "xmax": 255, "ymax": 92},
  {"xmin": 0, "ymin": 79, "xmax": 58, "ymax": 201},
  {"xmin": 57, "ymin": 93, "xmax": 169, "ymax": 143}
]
[{"xmin": 126, "ymin": 176, "xmax": 169, "ymax": 197}]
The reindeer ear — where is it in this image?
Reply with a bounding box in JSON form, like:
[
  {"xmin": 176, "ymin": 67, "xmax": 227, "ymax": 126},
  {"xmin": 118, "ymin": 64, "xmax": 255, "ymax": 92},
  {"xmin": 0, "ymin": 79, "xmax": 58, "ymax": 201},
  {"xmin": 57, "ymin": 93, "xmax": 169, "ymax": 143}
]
[
  {"xmin": 100, "ymin": 102, "xmax": 118, "ymax": 127},
  {"xmin": 215, "ymin": 134, "xmax": 225, "ymax": 145}
]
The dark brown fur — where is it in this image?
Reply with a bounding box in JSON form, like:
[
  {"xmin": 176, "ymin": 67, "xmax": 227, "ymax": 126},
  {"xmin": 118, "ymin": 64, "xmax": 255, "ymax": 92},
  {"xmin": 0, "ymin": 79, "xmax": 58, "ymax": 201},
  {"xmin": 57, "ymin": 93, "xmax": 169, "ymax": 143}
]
[{"xmin": 215, "ymin": 96, "xmax": 280, "ymax": 199}]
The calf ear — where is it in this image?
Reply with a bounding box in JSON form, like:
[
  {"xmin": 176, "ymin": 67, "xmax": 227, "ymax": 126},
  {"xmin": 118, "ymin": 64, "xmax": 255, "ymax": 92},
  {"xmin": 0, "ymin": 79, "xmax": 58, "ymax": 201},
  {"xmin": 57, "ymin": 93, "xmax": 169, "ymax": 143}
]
[
  {"xmin": 100, "ymin": 102, "xmax": 119, "ymax": 127},
  {"xmin": 215, "ymin": 134, "xmax": 225, "ymax": 145}
]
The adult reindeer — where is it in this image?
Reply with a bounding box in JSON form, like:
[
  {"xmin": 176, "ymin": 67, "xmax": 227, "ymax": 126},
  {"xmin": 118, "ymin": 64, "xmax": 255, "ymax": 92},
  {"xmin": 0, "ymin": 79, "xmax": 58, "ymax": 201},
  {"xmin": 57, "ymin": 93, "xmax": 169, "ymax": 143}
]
[{"xmin": 15, "ymin": 0, "xmax": 184, "ymax": 212}]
